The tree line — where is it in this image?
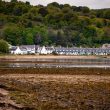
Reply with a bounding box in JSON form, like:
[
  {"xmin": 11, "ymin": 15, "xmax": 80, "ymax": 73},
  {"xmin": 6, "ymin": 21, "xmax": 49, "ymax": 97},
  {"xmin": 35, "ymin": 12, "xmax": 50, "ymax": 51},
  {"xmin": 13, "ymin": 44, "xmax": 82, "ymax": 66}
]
[{"xmin": 0, "ymin": 0, "xmax": 110, "ymax": 47}]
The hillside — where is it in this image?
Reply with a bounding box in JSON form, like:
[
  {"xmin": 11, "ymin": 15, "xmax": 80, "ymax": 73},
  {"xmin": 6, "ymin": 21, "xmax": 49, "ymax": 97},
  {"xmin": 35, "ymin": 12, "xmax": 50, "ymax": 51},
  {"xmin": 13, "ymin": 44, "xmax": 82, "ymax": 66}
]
[{"xmin": 0, "ymin": 0, "xmax": 110, "ymax": 47}]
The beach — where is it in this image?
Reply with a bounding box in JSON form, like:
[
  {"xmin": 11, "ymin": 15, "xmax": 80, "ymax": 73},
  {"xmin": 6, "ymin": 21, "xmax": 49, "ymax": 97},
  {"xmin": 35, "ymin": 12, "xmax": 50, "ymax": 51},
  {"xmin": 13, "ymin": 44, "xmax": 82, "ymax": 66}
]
[
  {"xmin": 0, "ymin": 55, "xmax": 109, "ymax": 60},
  {"xmin": 0, "ymin": 55, "xmax": 110, "ymax": 110}
]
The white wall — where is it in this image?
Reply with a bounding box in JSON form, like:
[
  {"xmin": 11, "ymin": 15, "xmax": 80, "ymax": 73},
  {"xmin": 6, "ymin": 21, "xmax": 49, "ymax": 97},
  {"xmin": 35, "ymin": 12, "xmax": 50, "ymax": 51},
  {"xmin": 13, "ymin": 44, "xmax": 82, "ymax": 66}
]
[{"xmin": 40, "ymin": 46, "xmax": 47, "ymax": 54}]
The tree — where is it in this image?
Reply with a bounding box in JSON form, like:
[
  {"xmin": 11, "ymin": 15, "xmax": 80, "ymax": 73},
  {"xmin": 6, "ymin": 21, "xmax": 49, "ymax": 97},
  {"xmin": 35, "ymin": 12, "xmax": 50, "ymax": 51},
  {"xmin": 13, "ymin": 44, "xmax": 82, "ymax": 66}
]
[
  {"xmin": 3, "ymin": 24, "xmax": 23, "ymax": 45},
  {"xmin": 11, "ymin": 0, "xmax": 17, "ymax": 3},
  {"xmin": 82, "ymin": 6, "xmax": 90, "ymax": 13},
  {"xmin": 47, "ymin": 2, "xmax": 60, "ymax": 8},
  {"xmin": 13, "ymin": 2, "xmax": 29, "ymax": 16},
  {"xmin": 0, "ymin": 39, "xmax": 9, "ymax": 53},
  {"xmin": 104, "ymin": 10, "xmax": 110, "ymax": 19},
  {"xmin": 25, "ymin": 1, "xmax": 30, "ymax": 5},
  {"xmin": 32, "ymin": 26, "xmax": 48, "ymax": 45},
  {"xmin": 38, "ymin": 7, "xmax": 48, "ymax": 17},
  {"xmin": 34, "ymin": 33, "xmax": 41, "ymax": 45},
  {"xmin": 84, "ymin": 25, "xmax": 97, "ymax": 38},
  {"xmin": 26, "ymin": 33, "xmax": 34, "ymax": 45}
]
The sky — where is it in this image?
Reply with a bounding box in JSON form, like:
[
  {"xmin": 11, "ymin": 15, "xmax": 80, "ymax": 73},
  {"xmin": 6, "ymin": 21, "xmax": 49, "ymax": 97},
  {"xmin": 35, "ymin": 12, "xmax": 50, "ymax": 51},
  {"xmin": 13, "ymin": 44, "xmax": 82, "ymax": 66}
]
[{"xmin": 5, "ymin": 0, "xmax": 110, "ymax": 9}]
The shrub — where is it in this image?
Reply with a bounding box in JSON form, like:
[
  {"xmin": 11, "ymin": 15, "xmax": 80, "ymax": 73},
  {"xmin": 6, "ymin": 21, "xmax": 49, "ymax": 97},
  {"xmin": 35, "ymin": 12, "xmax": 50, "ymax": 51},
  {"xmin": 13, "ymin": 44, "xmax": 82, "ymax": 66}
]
[{"xmin": 0, "ymin": 39, "xmax": 9, "ymax": 53}]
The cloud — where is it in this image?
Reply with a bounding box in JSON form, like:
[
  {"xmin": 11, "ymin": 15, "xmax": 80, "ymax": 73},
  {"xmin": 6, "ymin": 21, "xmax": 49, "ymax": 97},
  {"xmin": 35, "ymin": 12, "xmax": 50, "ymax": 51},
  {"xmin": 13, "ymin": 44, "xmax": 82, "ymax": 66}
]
[{"xmin": 4, "ymin": 0, "xmax": 110, "ymax": 9}]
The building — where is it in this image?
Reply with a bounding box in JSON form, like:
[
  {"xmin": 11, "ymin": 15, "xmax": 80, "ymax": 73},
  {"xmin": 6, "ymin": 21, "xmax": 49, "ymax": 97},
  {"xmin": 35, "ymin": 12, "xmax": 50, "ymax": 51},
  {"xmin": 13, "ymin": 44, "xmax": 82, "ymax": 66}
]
[
  {"xmin": 10, "ymin": 45, "xmax": 110, "ymax": 55},
  {"xmin": 10, "ymin": 46, "xmax": 22, "ymax": 54},
  {"xmin": 10, "ymin": 45, "xmax": 35, "ymax": 54},
  {"xmin": 102, "ymin": 44, "xmax": 110, "ymax": 48},
  {"xmin": 46, "ymin": 46, "xmax": 55, "ymax": 54},
  {"xmin": 54, "ymin": 47, "xmax": 110, "ymax": 56},
  {"xmin": 20, "ymin": 45, "xmax": 35, "ymax": 54},
  {"xmin": 36, "ymin": 46, "xmax": 54, "ymax": 54}
]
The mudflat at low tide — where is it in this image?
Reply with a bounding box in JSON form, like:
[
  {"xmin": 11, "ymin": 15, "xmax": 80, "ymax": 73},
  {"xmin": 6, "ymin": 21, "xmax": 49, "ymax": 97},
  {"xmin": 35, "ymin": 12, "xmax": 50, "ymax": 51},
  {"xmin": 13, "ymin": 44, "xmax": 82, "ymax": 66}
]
[
  {"xmin": 0, "ymin": 71, "xmax": 110, "ymax": 110},
  {"xmin": 0, "ymin": 68, "xmax": 110, "ymax": 110},
  {"xmin": 0, "ymin": 56, "xmax": 110, "ymax": 110}
]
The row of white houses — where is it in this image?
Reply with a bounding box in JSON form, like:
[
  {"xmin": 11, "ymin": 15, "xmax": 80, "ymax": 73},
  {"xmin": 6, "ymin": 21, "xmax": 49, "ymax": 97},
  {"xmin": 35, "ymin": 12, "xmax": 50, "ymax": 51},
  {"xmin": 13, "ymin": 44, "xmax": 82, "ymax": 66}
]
[
  {"xmin": 10, "ymin": 45, "xmax": 110, "ymax": 55},
  {"xmin": 55, "ymin": 47, "xmax": 110, "ymax": 55},
  {"xmin": 10, "ymin": 45, "xmax": 36, "ymax": 54},
  {"xmin": 10, "ymin": 45, "xmax": 54, "ymax": 55}
]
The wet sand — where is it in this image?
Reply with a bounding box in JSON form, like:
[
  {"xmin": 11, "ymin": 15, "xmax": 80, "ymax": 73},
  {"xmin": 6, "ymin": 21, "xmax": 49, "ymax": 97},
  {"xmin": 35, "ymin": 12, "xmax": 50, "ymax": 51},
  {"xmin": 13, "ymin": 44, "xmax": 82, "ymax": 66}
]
[
  {"xmin": 0, "ymin": 55, "xmax": 108, "ymax": 60},
  {"xmin": 1, "ymin": 74, "xmax": 110, "ymax": 83}
]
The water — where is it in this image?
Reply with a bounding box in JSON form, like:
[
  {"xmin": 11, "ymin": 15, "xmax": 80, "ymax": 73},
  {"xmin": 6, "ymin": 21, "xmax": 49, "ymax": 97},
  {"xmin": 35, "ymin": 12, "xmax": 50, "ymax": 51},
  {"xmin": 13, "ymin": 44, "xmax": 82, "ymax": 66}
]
[{"xmin": 0, "ymin": 58, "xmax": 110, "ymax": 68}]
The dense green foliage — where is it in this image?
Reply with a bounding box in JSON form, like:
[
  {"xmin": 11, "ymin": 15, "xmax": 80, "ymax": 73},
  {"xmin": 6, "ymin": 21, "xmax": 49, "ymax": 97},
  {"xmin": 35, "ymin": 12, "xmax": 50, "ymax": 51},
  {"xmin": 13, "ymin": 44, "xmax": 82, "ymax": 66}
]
[
  {"xmin": 0, "ymin": 0, "xmax": 110, "ymax": 47},
  {"xmin": 0, "ymin": 39, "xmax": 9, "ymax": 53}
]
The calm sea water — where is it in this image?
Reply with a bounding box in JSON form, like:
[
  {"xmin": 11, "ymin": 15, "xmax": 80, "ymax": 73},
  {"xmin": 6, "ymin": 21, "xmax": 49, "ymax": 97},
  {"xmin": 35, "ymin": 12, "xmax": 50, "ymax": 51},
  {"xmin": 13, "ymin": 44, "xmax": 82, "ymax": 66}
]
[{"xmin": 0, "ymin": 58, "xmax": 110, "ymax": 68}]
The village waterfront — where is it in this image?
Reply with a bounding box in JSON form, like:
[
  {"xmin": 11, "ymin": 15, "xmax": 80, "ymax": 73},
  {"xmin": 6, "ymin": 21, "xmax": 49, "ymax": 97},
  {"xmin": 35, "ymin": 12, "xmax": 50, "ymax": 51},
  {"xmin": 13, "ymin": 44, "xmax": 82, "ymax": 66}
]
[{"xmin": 0, "ymin": 55, "xmax": 110, "ymax": 110}]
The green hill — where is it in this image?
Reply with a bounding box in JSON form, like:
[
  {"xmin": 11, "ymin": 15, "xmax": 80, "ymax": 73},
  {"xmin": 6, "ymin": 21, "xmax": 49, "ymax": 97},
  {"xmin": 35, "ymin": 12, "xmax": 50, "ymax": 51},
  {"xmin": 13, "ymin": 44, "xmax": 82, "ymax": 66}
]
[{"xmin": 0, "ymin": 0, "xmax": 110, "ymax": 47}]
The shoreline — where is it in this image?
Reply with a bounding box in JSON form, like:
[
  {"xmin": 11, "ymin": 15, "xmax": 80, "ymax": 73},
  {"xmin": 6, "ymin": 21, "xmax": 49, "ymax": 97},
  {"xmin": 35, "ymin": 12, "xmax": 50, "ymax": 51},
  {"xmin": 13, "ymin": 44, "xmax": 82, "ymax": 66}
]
[{"xmin": 0, "ymin": 55, "xmax": 109, "ymax": 59}]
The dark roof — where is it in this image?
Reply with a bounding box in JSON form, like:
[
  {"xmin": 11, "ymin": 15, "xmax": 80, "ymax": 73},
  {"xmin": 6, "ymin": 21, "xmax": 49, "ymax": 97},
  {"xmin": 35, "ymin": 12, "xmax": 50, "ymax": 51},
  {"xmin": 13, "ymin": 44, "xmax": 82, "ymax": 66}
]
[
  {"xmin": 55, "ymin": 47, "xmax": 110, "ymax": 53},
  {"xmin": 46, "ymin": 47, "xmax": 54, "ymax": 50},
  {"xmin": 19, "ymin": 47, "xmax": 27, "ymax": 51},
  {"xmin": 10, "ymin": 46, "xmax": 17, "ymax": 51},
  {"xmin": 20, "ymin": 45, "xmax": 35, "ymax": 49}
]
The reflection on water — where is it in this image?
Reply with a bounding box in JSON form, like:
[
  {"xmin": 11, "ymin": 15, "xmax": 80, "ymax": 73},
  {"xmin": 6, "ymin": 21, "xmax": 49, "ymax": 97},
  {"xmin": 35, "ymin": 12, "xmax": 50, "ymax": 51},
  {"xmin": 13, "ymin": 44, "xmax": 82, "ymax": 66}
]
[{"xmin": 0, "ymin": 58, "xmax": 110, "ymax": 68}]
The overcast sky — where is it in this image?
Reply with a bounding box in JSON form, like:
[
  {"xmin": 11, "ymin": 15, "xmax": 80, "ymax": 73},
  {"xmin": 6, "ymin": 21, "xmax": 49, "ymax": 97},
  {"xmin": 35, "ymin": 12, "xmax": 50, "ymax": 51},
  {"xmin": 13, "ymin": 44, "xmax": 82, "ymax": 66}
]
[{"xmin": 5, "ymin": 0, "xmax": 110, "ymax": 9}]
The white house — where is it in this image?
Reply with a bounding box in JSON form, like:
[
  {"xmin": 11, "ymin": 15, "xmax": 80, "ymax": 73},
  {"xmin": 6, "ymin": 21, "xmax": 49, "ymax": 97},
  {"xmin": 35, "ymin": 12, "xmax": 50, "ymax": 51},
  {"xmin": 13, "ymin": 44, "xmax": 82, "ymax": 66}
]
[
  {"xmin": 10, "ymin": 45, "xmax": 36, "ymax": 54},
  {"xmin": 40, "ymin": 46, "xmax": 47, "ymax": 54},
  {"xmin": 10, "ymin": 45, "xmax": 110, "ymax": 55},
  {"xmin": 54, "ymin": 47, "xmax": 110, "ymax": 56},
  {"xmin": 102, "ymin": 44, "xmax": 110, "ymax": 48},
  {"xmin": 20, "ymin": 45, "xmax": 35, "ymax": 54},
  {"xmin": 10, "ymin": 46, "xmax": 23, "ymax": 54},
  {"xmin": 36, "ymin": 46, "xmax": 54, "ymax": 54},
  {"xmin": 46, "ymin": 46, "xmax": 54, "ymax": 54}
]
